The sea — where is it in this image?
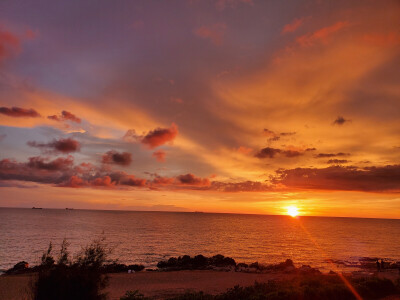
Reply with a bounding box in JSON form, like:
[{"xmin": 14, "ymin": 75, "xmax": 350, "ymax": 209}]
[{"xmin": 1, "ymin": 208, "xmax": 399, "ymax": 273}]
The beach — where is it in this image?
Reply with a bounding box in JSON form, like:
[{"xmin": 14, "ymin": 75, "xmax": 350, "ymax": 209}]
[{"xmin": 1, "ymin": 269, "xmax": 400, "ymax": 300}]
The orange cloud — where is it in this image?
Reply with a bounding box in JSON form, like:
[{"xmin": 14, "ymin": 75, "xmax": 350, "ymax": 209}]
[
  {"xmin": 124, "ymin": 123, "xmax": 178, "ymax": 149},
  {"xmin": 282, "ymin": 18, "xmax": 304, "ymax": 34},
  {"xmin": 48, "ymin": 110, "xmax": 81, "ymax": 123},
  {"xmin": 152, "ymin": 150, "xmax": 166, "ymax": 162},
  {"xmin": 237, "ymin": 146, "xmax": 252, "ymax": 155},
  {"xmin": 296, "ymin": 21, "xmax": 350, "ymax": 46},
  {"xmin": 362, "ymin": 32, "xmax": 400, "ymax": 47}
]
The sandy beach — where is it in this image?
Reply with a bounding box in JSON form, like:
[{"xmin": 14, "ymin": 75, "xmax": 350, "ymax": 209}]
[{"xmin": 1, "ymin": 269, "xmax": 399, "ymax": 300}]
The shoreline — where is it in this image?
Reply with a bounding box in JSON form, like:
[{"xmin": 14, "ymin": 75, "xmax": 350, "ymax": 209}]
[
  {"xmin": 1, "ymin": 268, "xmax": 400, "ymax": 300},
  {"xmin": 2, "ymin": 252, "xmax": 399, "ymax": 299}
]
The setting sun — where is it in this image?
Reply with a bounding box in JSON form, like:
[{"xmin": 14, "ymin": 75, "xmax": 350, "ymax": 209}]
[{"xmin": 287, "ymin": 206, "xmax": 299, "ymax": 217}]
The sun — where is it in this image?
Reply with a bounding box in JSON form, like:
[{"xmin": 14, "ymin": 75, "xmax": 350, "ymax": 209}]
[{"xmin": 286, "ymin": 206, "xmax": 299, "ymax": 217}]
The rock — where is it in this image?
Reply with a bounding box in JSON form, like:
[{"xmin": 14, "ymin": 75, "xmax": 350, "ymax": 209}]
[
  {"xmin": 298, "ymin": 265, "xmax": 321, "ymax": 274},
  {"xmin": 5, "ymin": 261, "xmax": 29, "ymax": 275}
]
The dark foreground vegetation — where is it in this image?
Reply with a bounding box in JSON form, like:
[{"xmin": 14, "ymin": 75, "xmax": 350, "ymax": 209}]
[
  {"xmin": 121, "ymin": 276, "xmax": 400, "ymax": 300},
  {"xmin": 2, "ymin": 241, "xmax": 400, "ymax": 300},
  {"xmin": 21, "ymin": 238, "xmax": 142, "ymax": 300}
]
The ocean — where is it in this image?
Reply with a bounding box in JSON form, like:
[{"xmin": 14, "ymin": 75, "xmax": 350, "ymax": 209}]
[{"xmin": 0, "ymin": 208, "xmax": 399, "ymax": 273}]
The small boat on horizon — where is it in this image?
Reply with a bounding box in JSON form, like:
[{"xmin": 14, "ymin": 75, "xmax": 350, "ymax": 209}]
[
  {"xmin": 32, "ymin": 207, "xmax": 42, "ymax": 209},
  {"xmin": 65, "ymin": 208, "xmax": 74, "ymax": 210}
]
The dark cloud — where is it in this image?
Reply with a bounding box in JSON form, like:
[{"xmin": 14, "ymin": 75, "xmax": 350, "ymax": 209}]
[
  {"xmin": 108, "ymin": 171, "xmax": 146, "ymax": 187},
  {"xmin": 0, "ymin": 156, "xmax": 147, "ymax": 189},
  {"xmin": 102, "ymin": 150, "xmax": 132, "ymax": 166},
  {"xmin": 176, "ymin": 173, "xmax": 210, "ymax": 186},
  {"xmin": 0, "ymin": 158, "xmax": 70, "ymax": 184},
  {"xmin": 28, "ymin": 138, "xmax": 81, "ymax": 153},
  {"xmin": 0, "ymin": 107, "xmax": 40, "ymax": 118},
  {"xmin": 274, "ymin": 165, "xmax": 400, "ymax": 192},
  {"xmin": 333, "ymin": 116, "xmax": 351, "ymax": 125},
  {"xmin": 315, "ymin": 152, "xmax": 350, "ymax": 158},
  {"xmin": 27, "ymin": 156, "xmax": 74, "ymax": 171},
  {"xmin": 255, "ymin": 147, "xmax": 303, "ymax": 158},
  {"xmin": 263, "ymin": 128, "xmax": 296, "ymax": 142},
  {"xmin": 255, "ymin": 147, "xmax": 281, "ymax": 158},
  {"xmin": 280, "ymin": 132, "xmax": 296, "ymax": 136},
  {"xmin": 48, "ymin": 110, "xmax": 81, "ymax": 123},
  {"xmin": 327, "ymin": 159, "xmax": 349, "ymax": 164},
  {"xmin": 124, "ymin": 123, "xmax": 178, "ymax": 149},
  {"xmin": 210, "ymin": 180, "xmax": 272, "ymax": 192},
  {"xmin": 305, "ymin": 148, "xmax": 316, "ymax": 151}
]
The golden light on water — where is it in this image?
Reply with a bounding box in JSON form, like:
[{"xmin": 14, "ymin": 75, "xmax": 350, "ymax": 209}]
[{"xmin": 287, "ymin": 206, "xmax": 299, "ymax": 217}]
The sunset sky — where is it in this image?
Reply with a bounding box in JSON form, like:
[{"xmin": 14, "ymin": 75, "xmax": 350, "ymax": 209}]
[{"xmin": 0, "ymin": 0, "xmax": 399, "ymax": 218}]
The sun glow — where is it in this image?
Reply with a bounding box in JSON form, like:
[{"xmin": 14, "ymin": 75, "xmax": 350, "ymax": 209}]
[{"xmin": 287, "ymin": 206, "xmax": 299, "ymax": 217}]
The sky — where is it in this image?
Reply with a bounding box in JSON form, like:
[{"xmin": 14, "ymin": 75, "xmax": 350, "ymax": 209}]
[{"xmin": 0, "ymin": 0, "xmax": 399, "ymax": 218}]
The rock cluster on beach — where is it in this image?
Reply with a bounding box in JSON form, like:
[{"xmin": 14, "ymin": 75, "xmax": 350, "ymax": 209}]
[
  {"xmin": 156, "ymin": 255, "xmax": 322, "ymax": 274},
  {"xmin": 4, "ymin": 260, "xmax": 145, "ymax": 275},
  {"xmin": 4, "ymin": 255, "xmax": 400, "ymax": 275}
]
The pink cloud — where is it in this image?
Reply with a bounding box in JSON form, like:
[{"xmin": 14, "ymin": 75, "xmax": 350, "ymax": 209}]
[
  {"xmin": 282, "ymin": 18, "xmax": 304, "ymax": 34},
  {"xmin": 195, "ymin": 23, "xmax": 226, "ymax": 46},
  {"xmin": 296, "ymin": 21, "xmax": 350, "ymax": 46},
  {"xmin": 0, "ymin": 28, "xmax": 20, "ymax": 62},
  {"xmin": 152, "ymin": 150, "xmax": 166, "ymax": 162}
]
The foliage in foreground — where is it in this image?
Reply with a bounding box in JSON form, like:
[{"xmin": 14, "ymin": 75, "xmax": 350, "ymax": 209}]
[
  {"xmin": 161, "ymin": 275, "xmax": 400, "ymax": 300},
  {"xmin": 32, "ymin": 238, "xmax": 110, "ymax": 300}
]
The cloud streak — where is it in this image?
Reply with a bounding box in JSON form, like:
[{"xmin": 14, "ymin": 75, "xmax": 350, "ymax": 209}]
[
  {"xmin": 0, "ymin": 107, "xmax": 40, "ymax": 118},
  {"xmin": 274, "ymin": 165, "xmax": 400, "ymax": 192},
  {"xmin": 28, "ymin": 138, "xmax": 81, "ymax": 153},
  {"xmin": 48, "ymin": 110, "xmax": 81, "ymax": 123}
]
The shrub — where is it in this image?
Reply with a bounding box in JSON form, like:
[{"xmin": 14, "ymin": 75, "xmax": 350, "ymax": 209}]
[
  {"xmin": 120, "ymin": 290, "xmax": 149, "ymax": 300},
  {"xmin": 32, "ymin": 238, "xmax": 109, "ymax": 300}
]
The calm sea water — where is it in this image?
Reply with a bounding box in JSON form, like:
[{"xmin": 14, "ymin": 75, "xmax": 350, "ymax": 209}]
[{"xmin": 0, "ymin": 208, "xmax": 399, "ymax": 273}]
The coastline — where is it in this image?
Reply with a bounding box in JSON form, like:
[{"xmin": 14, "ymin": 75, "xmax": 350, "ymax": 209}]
[
  {"xmin": 1, "ymin": 254, "xmax": 400, "ymax": 300},
  {"xmin": 1, "ymin": 268, "xmax": 400, "ymax": 300}
]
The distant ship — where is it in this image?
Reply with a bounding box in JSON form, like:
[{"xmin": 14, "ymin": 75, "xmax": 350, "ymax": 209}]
[
  {"xmin": 32, "ymin": 207, "xmax": 42, "ymax": 209},
  {"xmin": 65, "ymin": 208, "xmax": 74, "ymax": 210}
]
